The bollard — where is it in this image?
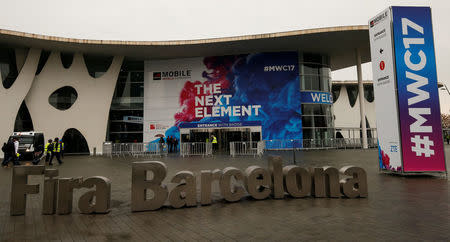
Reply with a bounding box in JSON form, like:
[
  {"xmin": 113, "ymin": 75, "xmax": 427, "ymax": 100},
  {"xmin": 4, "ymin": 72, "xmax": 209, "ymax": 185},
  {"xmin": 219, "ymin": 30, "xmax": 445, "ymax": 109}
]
[{"xmin": 93, "ymin": 147, "xmax": 96, "ymax": 156}]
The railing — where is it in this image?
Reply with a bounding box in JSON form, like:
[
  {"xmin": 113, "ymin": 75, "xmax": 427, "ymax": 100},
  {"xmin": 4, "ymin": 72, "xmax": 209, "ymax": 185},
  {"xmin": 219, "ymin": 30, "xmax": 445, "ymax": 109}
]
[
  {"xmin": 103, "ymin": 142, "xmax": 168, "ymax": 158},
  {"xmin": 229, "ymin": 141, "xmax": 265, "ymax": 157},
  {"xmin": 264, "ymin": 138, "xmax": 378, "ymax": 150},
  {"xmin": 103, "ymin": 138, "xmax": 378, "ymax": 158},
  {"xmin": 180, "ymin": 142, "xmax": 212, "ymax": 157}
]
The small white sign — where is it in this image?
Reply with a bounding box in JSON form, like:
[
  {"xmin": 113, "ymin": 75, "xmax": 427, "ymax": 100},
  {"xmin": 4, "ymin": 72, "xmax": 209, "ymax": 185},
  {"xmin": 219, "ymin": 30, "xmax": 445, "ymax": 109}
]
[{"xmin": 369, "ymin": 7, "xmax": 403, "ymax": 171}]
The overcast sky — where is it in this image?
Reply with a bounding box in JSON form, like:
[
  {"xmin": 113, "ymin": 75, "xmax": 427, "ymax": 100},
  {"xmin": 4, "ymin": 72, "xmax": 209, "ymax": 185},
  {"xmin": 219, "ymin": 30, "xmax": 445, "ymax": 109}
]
[{"xmin": 1, "ymin": 0, "xmax": 449, "ymax": 113}]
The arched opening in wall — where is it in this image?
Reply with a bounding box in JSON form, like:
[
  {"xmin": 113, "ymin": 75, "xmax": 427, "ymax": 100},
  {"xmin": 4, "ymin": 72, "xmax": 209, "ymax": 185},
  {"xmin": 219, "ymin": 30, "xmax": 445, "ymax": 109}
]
[
  {"xmin": 364, "ymin": 84, "xmax": 374, "ymax": 102},
  {"xmin": 48, "ymin": 86, "xmax": 78, "ymax": 110},
  {"xmin": 346, "ymin": 85, "xmax": 359, "ymax": 107},
  {"xmin": 62, "ymin": 128, "xmax": 90, "ymax": 155},
  {"xmin": 0, "ymin": 47, "xmax": 19, "ymax": 89},
  {"xmin": 36, "ymin": 50, "xmax": 51, "ymax": 75},
  {"xmin": 15, "ymin": 48, "xmax": 29, "ymax": 73},
  {"xmin": 14, "ymin": 101, "xmax": 34, "ymax": 132},
  {"xmin": 60, "ymin": 52, "xmax": 74, "ymax": 69},
  {"xmin": 83, "ymin": 54, "xmax": 114, "ymax": 78},
  {"xmin": 331, "ymin": 84, "xmax": 341, "ymax": 103}
]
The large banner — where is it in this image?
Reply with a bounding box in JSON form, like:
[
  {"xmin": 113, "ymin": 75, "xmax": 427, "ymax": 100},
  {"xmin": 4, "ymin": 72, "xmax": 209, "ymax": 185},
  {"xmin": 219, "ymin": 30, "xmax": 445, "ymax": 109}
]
[
  {"xmin": 392, "ymin": 6, "xmax": 446, "ymax": 172},
  {"xmin": 369, "ymin": 6, "xmax": 446, "ymax": 173},
  {"xmin": 144, "ymin": 52, "xmax": 302, "ymax": 143},
  {"xmin": 369, "ymin": 8, "xmax": 403, "ymax": 171}
]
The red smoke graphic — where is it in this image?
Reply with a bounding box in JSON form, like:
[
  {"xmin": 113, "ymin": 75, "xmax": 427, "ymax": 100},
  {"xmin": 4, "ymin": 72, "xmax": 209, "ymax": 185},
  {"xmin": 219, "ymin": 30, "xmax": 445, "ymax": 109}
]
[
  {"xmin": 381, "ymin": 150, "xmax": 390, "ymax": 168},
  {"xmin": 174, "ymin": 56, "xmax": 239, "ymax": 125}
]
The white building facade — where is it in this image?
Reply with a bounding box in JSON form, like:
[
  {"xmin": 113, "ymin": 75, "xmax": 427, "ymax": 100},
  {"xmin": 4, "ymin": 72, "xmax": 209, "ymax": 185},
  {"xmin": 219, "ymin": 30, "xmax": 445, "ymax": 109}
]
[{"xmin": 0, "ymin": 26, "xmax": 373, "ymax": 156}]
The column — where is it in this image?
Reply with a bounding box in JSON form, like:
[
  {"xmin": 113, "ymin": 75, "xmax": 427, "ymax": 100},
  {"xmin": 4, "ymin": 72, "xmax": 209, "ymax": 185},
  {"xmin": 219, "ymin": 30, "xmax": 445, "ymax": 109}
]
[{"xmin": 356, "ymin": 48, "xmax": 368, "ymax": 149}]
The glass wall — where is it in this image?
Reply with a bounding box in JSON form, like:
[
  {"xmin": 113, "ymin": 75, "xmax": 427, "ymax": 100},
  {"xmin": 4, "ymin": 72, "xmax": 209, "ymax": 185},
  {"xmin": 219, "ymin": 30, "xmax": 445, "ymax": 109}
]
[
  {"xmin": 0, "ymin": 47, "xmax": 18, "ymax": 89},
  {"xmin": 107, "ymin": 60, "xmax": 144, "ymax": 143},
  {"xmin": 48, "ymin": 86, "xmax": 78, "ymax": 110},
  {"xmin": 14, "ymin": 101, "xmax": 34, "ymax": 132},
  {"xmin": 299, "ymin": 53, "xmax": 334, "ymax": 140}
]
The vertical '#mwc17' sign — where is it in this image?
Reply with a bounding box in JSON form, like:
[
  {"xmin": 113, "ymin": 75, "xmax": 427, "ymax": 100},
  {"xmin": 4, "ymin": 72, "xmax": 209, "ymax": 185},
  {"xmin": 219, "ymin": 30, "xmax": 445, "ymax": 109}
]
[{"xmin": 369, "ymin": 6, "xmax": 446, "ymax": 173}]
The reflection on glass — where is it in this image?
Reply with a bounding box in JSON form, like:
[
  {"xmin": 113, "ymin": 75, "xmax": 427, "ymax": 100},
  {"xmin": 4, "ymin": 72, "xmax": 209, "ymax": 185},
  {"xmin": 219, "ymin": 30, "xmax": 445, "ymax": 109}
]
[
  {"xmin": 332, "ymin": 85, "xmax": 341, "ymax": 103},
  {"xmin": 14, "ymin": 101, "xmax": 34, "ymax": 132},
  {"xmin": 60, "ymin": 52, "xmax": 74, "ymax": 68},
  {"xmin": 83, "ymin": 54, "xmax": 114, "ymax": 78},
  {"xmin": 364, "ymin": 84, "xmax": 374, "ymax": 102},
  {"xmin": 36, "ymin": 51, "xmax": 50, "ymax": 75},
  {"xmin": 301, "ymin": 103, "xmax": 334, "ymax": 140},
  {"xmin": 346, "ymin": 85, "xmax": 359, "ymax": 107},
  {"xmin": 0, "ymin": 48, "xmax": 18, "ymax": 89},
  {"xmin": 107, "ymin": 60, "xmax": 144, "ymax": 143},
  {"xmin": 48, "ymin": 86, "xmax": 78, "ymax": 110}
]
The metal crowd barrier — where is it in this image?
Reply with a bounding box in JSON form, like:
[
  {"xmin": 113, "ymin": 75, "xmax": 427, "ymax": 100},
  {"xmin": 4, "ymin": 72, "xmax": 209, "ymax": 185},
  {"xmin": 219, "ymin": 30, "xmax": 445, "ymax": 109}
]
[
  {"xmin": 229, "ymin": 141, "xmax": 264, "ymax": 157},
  {"xmin": 180, "ymin": 142, "xmax": 212, "ymax": 157},
  {"xmin": 102, "ymin": 142, "xmax": 168, "ymax": 158},
  {"xmin": 264, "ymin": 138, "xmax": 378, "ymax": 150},
  {"xmin": 102, "ymin": 137, "xmax": 378, "ymax": 159}
]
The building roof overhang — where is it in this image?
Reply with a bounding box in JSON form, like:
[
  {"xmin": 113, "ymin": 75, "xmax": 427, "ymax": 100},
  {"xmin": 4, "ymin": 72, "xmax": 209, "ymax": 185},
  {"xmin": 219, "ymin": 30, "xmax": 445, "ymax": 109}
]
[{"xmin": 0, "ymin": 25, "xmax": 370, "ymax": 71}]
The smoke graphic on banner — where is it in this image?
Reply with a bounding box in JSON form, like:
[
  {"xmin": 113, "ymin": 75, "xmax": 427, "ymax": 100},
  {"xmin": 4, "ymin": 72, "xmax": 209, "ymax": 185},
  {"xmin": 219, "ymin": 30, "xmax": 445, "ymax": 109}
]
[{"xmin": 144, "ymin": 52, "xmax": 302, "ymax": 143}]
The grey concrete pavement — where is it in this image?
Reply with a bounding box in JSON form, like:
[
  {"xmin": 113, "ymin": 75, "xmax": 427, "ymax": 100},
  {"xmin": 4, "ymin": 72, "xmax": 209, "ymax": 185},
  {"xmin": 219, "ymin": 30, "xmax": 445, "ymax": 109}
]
[{"xmin": 0, "ymin": 147, "xmax": 449, "ymax": 241}]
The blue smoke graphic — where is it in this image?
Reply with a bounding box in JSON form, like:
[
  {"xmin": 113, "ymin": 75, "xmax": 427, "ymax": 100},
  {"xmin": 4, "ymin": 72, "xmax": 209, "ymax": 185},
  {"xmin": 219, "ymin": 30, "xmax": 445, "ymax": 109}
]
[
  {"xmin": 159, "ymin": 52, "xmax": 302, "ymax": 146},
  {"xmin": 226, "ymin": 52, "xmax": 302, "ymax": 141}
]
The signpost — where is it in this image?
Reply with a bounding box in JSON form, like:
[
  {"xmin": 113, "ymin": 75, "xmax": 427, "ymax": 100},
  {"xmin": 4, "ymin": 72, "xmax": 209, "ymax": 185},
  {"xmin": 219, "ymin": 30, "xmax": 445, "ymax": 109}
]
[{"xmin": 369, "ymin": 6, "xmax": 447, "ymax": 175}]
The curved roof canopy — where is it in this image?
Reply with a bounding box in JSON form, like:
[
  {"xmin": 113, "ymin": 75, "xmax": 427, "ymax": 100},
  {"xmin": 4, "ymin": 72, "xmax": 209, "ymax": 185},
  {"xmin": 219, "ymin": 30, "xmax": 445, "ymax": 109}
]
[{"xmin": 0, "ymin": 25, "xmax": 370, "ymax": 71}]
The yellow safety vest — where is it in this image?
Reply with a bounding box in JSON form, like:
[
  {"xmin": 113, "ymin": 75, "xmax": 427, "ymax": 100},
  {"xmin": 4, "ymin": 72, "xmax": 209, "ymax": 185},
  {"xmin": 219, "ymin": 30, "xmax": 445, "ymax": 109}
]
[
  {"xmin": 45, "ymin": 143, "xmax": 52, "ymax": 154},
  {"xmin": 212, "ymin": 136, "xmax": 217, "ymax": 144},
  {"xmin": 53, "ymin": 142, "xmax": 61, "ymax": 153}
]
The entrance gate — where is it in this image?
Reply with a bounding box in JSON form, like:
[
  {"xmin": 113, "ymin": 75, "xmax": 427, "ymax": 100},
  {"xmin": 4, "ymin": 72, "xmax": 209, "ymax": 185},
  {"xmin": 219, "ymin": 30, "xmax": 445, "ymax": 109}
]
[{"xmin": 179, "ymin": 125, "xmax": 262, "ymax": 156}]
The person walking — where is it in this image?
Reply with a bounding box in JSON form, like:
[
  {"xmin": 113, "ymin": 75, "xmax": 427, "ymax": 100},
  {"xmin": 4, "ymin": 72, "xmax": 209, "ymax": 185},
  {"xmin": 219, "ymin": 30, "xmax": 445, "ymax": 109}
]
[
  {"xmin": 211, "ymin": 135, "xmax": 218, "ymax": 153},
  {"xmin": 159, "ymin": 137, "xmax": 165, "ymax": 154},
  {"xmin": 32, "ymin": 143, "xmax": 44, "ymax": 165},
  {"xmin": 2, "ymin": 140, "xmax": 11, "ymax": 167},
  {"xmin": 49, "ymin": 137, "xmax": 63, "ymax": 165},
  {"xmin": 44, "ymin": 139, "xmax": 53, "ymax": 164},
  {"xmin": 169, "ymin": 136, "xmax": 174, "ymax": 153},
  {"xmin": 167, "ymin": 136, "xmax": 173, "ymax": 153},
  {"xmin": 174, "ymin": 137, "xmax": 178, "ymax": 152},
  {"xmin": 59, "ymin": 139, "xmax": 65, "ymax": 159},
  {"xmin": 2, "ymin": 138, "xmax": 19, "ymax": 167},
  {"xmin": 1, "ymin": 142, "xmax": 6, "ymax": 162},
  {"xmin": 13, "ymin": 137, "xmax": 20, "ymax": 162}
]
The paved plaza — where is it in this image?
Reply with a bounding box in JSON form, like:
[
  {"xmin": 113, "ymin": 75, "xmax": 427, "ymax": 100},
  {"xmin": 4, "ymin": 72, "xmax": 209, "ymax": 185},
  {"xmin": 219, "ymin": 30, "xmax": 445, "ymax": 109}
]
[{"xmin": 0, "ymin": 147, "xmax": 449, "ymax": 241}]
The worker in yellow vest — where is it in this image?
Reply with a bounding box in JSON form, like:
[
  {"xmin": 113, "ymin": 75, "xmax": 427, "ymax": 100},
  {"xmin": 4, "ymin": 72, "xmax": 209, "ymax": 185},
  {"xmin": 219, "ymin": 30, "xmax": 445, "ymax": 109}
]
[
  {"xmin": 49, "ymin": 137, "xmax": 63, "ymax": 165},
  {"xmin": 44, "ymin": 139, "xmax": 53, "ymax": 163},
  {"xmin": 59, "ymin": 139, "xmax": 65, "ymax": 159},
  {"xmin": 211, "ymin": 135, "xmax": 218, "ymax": 153}
]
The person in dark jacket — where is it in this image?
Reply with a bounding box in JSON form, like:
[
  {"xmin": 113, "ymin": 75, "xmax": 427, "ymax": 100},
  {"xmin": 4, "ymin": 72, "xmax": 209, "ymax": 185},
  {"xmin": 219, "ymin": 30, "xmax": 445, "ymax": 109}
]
[
  {"xmin": 1, "ymin": 142, "xmax": 8, "ymax": 167},
  {"xmin": 173, "ymin": 137, "xmax": 179, "ymax": 152},
  {"xmin": 2, "ymin": 138, "xmax": 19, "ymax": 167},
  {"xmin": 49, "ymin": 137, "xmax": 63, "ymax": 165},
  {"xmin": 159, "ymin": 137, "xmax": 165, "ymax": 154},
  {"xmin": 44, "ymin": 139, "xmax": 53, "ymax": 163},
  {"xmin": 32, "ymin": 144, "xmax": 45, "ymax": 165},
  {"xmin": 167, "ymin": 136, "xmax": 173, "ymax": 153}
]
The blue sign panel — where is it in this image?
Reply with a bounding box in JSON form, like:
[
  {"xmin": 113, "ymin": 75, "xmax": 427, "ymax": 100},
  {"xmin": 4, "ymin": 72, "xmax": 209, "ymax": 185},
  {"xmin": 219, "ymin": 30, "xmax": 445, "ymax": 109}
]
[
  {"xmin": 300, "ymin": 91, "xmax": 333, "ymax": 104},
  {"xmin": 179, "ymin": 121, "xmax": 262, "ymax": 129},
  {"xmin": 392, "ymin": 6, "xmax": 446, "ymax": 172}
]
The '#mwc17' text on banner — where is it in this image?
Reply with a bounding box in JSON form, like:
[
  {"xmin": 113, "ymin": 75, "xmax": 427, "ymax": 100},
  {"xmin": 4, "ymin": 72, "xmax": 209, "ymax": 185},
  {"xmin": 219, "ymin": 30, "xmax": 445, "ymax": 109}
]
[{"xmin": 392, "ymin": 6, "xmax": 446, "ymax": 172}]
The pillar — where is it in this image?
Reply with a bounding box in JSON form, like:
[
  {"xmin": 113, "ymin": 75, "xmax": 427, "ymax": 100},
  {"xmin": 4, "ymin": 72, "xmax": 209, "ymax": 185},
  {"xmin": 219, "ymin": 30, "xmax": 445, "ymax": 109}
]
[{"xmin": 356, "ymin": 48, "xmax": 368, "ymax": 149}]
